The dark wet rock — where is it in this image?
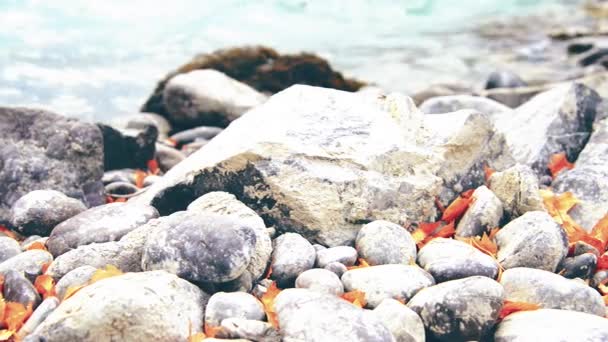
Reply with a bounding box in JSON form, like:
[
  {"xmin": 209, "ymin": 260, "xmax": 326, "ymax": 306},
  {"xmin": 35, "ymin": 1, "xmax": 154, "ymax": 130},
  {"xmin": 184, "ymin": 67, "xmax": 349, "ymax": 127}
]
[
  {"xmin": 98, "ymin": 123, "xmax": 158, "ymax": 171},
  {"xmin": 485, "ymin": 70, "xmax": 527, "ymax": 90},
  {"xmin": 0, "ymin": 107, "xmax": 104, "ymax": 223},
  {"xmin": 0, "ymin": 250, "xmax": 53, "ymax": 281},
  {"xmin": 341, "ymin": 264, "xmax": 435, "ymax": 308},
  {"xmin": 408, "ymin": 276, "xmax": 504, "ymax": 342},
  {"xmin": 455, "ymin": 185, "xmax": 503, "ymax": 237},
  {"xmin": 592, "ymin": 269, "xmax": 608, "ymax": 288},
  {"xmin": 155, "ymin": 143, "xmax": 186, "ymax": 173},
  {"xmin": 3, "ymin": 270, "xmax": 41, "ymax": 308},
  {"xmin": 0, "ymin": 236, "xmax": 21, "ymax": 263},
  {"xmin": 500, "ymin": 267, "xmax": 605, "ymax": 316},
  {"xmin": 488, "ymin": 164, "xmax": 544, "ymax": 219},
  {"xmin": 162, "ymin": 69, "xmax": 267, "ymax": 129},
  {"xmin": 205, "ymin": 292, "xmax": 265, "ymax": 328},
  {"xmin": 573, "ymin": 241, "xmax": 601, "ymax": 257},
  {"xmin": 187, "ymin": 191, "xmax": 272, "ymax": 281},
  {"xmin": 215, "ymin": 318, "xmax": 280, "ymax": 342},
  {"xmin": 356, "ymin": 220, "xmax": 416, "ymax": 266},
  {"xmin": 568, "ymin": 42, "xmax": 594, "ymax": 55},
  {"xmin": 561, "ymin": 253, "xmax": 597, "ymax": 280},
  {"xmin": 480, "ymin": 84, "xmax": 544, "ymax": 108},
  {"xmin": 142, "ymin": 46, "xmax": 365, "ymax": 118},
  {"xmin": 47, "ymin": 202, "xmax": 158, "ymax": 256},
  {"xmin": 419, "ymin": 95, "xmax": 511, "ymax": 116},
  {"xmin": 142, "ymin": 213, "xmax": 256, "ymax": 284},
  {"xmin": 495, "ymin": 83, "xmax": 600, "ymax": 174},
  {"xmin": 169, "ymin": 126, "xmax": 223, "ymax": 146},
  {"xmin": 104, "ymin": 182, "xmax": 139, "ymax": 196},
  {"xmin": 372, "ymin": 298, "xmax": 425, "ymax": 342},
  {"xmin": 495, "ymin": 309, "xmax": 608, "ymax": 341},
  {"xmin": 33, "ymin": 271, "xmax": 209, "ymax": 342},
  {"xmin": 270, "ymin": 233, "xmax": 315, "ymax": 287},
  {"xmin": 324, "ymin": 262, "xmax": 348, "ymax": 278},
  {"xmin": 495, "ymin": 211, "xmax": 568, "ymax": 272},
  {"xmin": 10, "ymin": 190, "xmax": 87, "ymax": 237},
  {"xmin": 16, "ymin": 297, "xmax": 59, "ymax": 340},
  {"xmin": 274, "ymin": 288, "xmax": 393, "ymax": 342},
  {"xmin": 214, "ymin": 270, "xmax": 253, "ymax": 293},
  {"xmin": 417, "ymin": 238, "xmax": 499, "ymax": 282},
  {"xmin": 579, "ymin": 48, "xmax": 608, "ymax": 67},
  {"xmin": 553, "ymin": 117, "xmax": 608, "ymax": 230},
  {"xmin": 295, "ymin": 268, "xmax": 344, "ymax": 295},
  {"xmin": 110, "ymin": 112, "xmax": 172, "ymax": 139},
  {"xmin": 315, "ymin": 246, "xmax": 357, "ymax": 268},
  {"xmin": 54, "ymin": 265, "xmax": 96, "ymax": 300},
  {"xmin": 101, "ymin": 169, "xmax": 134, "ymax": 185}
]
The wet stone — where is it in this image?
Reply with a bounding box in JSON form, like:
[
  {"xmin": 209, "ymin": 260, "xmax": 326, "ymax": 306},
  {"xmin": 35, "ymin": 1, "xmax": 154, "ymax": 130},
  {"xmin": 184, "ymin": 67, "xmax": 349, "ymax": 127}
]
[
  {"xmin": 341, "ymin": 264, "xmax": 435, "ymax": 308},
  {"xmin": 101, "ymin": 169, "xmax": 133, "ymax": 185},
  {"xmin": 315, "ymin": 246, "xmax": 357, "ymax": 268},
  {"xmin": 408, "ymin": 276, "xmax": 504, "ymax": 342},
  {"xmin": 10, "ymin": 190, "xmax": 87, "ymax": 237},
  {"xmin": 0, "ymin": 236, "xmax": 21, "ymax": 263},
  {"xmin": 169, "ymin": 126, "xmax": 223, "ymax": 146},
  {"xmin": 500, "ymin": 267, "xmax": 605, "ymax": 316},
  {"xmin": 372, "ymin": 298, "xmax": 425, "ymax": 342},
  {"xmin": 47, "ymin": 202, "xmax": 159, "ymax": 257},
  {"xmin": 324, "ymin": 262, "xmax": 348, "ymax": 278},
  {"xmin": 205, "ymin": 292, "xmax": 265, "ymax": 328},
  {"xmin": 142, "ymin": 213, "xmax": 257, "ymax": 284},
  {"xmin": 0, "ymin": 250, "xmax": 53, "ymax": 282},
  {"xmin": 573, "ymin": 241, "xmax": 600, "ymax": 257},
  {"xmin": 98, "ymin": 123, "xmax": 158, "ymax": 171},
  {"xmin": 2, "ymin": 270, "xmax": 41, "ymax": 308},
  {"xmin": 561, "ymin": 253, "xmax": 597, "ymax": 280},
  {"xmin": 16, "ymin": 297, "xmax": 60, "ymax": 340},
  {"xmin": 495, "ymin": 211, "xmax": 568, "ymax": 272},
  {"xmin": 355, "ymin": 220, "xmax": 416, "ymax": 266},
  {"xmin": 485, "ymin": 70, "xmax": 527, "ymax": 90},
  {"xmin": 455, "ymin": 186, "xmax": 503, "ymax": 237},
  {"xmin": 155, "ymin": 143, "xmax": 186, "ymax": 173},
  {"xmin": 417, "ymin": 238, "xmax": 499, "ymax": 282},
  {"xmin": 270, "ymin": 233, "xmax": 315, "ymax": 287},
  {"xmin": 54, "ymin": 265, "xmax": 97, "ymax": 300},
  {"xmin": 215, "ymin": 318, "xmax": 280, "ymax": 342},
  {"xmin": 104, "ymin": 182, "xmax": 139, "ymax": 196},
  {"xmin": 295, "ymin": 268, "xmax": 344, "ymax": 296}
]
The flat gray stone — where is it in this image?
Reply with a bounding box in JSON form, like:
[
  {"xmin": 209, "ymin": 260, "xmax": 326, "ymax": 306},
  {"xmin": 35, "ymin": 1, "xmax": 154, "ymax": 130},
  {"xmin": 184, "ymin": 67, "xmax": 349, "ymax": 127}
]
[
  {"xmin": 0, "ymin": 236, "xmax": 21, "ymax": 263},
  {"xmin": 295, "ymin": 268, "xmax": 344, "ymax": 295},
  {"xmin": 417, "ymin": 238, "xmax": 499, "ymax": 282},
  {"xmin": 324, "ymin": 262, "xmax": 348, "ymax": 278},
  {"xmin": 316, "ymin": 246, "xmax": 358, "ymax": 267},
  {"xmin": 54, "ymin": 265, "xmax": 97, "ymax": 300},
  {"xmin": 455, "ymin": 186, "xmax": 503, "ymax": 237},
  {"xmin": 495, "ymin": 211, "xmax": 568, "ymax": 271},
  {"xmin": 419, "ymin": 95, "xmax": 511, "ymax": 116},
  {"xmin": 155, "ymin": 143, "xmax": 186, "ymax": 173},
  {"xmin": 356, "ymin": 220, "xmax": 416, "ymax": 266},
  {"xmin": 500, "ymin": 267, "xmax": 605, "ymax": 316},
  {"xmin": 16, "ymin": 297, "xmax": 59, "ymax": 340},
  {"xmin": 408, "ymin": 276, "xmax": 504, "ymax": 341},
  {"xmin": 489, "ymin": 164, "xmax": 544, "ymax": 218},
  {"xmin": 372, "ymin": 298, "xmax": 425, "ymax": 342},
  {"xmin": 47, "ymin": 202, "xmax": 158, "ymax": 256},
  {"xmin": 204, "ymin": 292, "xmax": 265, "ymax": 327},
  {"xmin": 0, "ymin": 250, "xmax": 53, "ymax": 281},
  {"xmin": 341, "ymin": 264, "xmax": 435, "ymax": 308},
  {"xmin": 271, "ymin": 233, "xmax": 315, "ymax": 287},
  {"xmin": 215, "ymin": 318, "xmax": 280, "ymax": 342}
]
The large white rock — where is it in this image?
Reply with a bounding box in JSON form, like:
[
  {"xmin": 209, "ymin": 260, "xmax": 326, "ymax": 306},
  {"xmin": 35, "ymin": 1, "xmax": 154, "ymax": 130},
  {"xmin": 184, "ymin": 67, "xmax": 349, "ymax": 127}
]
[
  {"xmin": 134, "ymin": 86, "xmax": 511, "ymax": 246},
  {"xmin": 33, "ymin": 271, "xmax": 208, "ymax": 342}
]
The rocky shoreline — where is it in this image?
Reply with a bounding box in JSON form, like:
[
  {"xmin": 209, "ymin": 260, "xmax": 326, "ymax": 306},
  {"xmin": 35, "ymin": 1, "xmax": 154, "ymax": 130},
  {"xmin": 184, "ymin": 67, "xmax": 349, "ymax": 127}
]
[{"xmin": 2, "ymin": 5, "xmax": 608, "ymax": 341}]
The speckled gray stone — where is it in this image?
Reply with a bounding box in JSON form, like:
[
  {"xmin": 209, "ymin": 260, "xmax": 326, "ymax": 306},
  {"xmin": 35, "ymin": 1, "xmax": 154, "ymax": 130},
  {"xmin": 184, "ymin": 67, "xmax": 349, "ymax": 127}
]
[
  {"xmin": 142, "ymin": 213, "xmax": 256, "ymax": 283},
  {"xmin": 355, "ymin": 220, "xmax": 416, "ymax": 266},
  {"xmin": 169, "ymin": 126, "xmax": 223, "ymax": 145},
  {"xmin": 489, "ymin": 164, "xmax": 543, "ymax": 218},
  {"xmin": 341, "ymin": 264, "xmax": 435, "ymax": 308},
  {"xmin": 408, "ymin": 276, "xmax": 504, "ymax": 341},
  {"xmin": 0, "ymin": 236, "xmax": 21, "ymax": 263},
  {"xmin": 10, "ymin": 190, "xmax": 87, "ymax": 237},
  {"xmin": 47, "ymin": 202, "xmax": 159, "ymax": 256},
  {"xmin": 495, "ymin": 309, "xmax": 608, "ymax": 342},
  {"xmin": 455, "ymin": 186, "xmax": 503, "ymax": 237},
  {"xmin": 3, "ymin": 269, "xmax": 41, "ymax": 308},
  {"xmin": 562, "ymin": 253, "xmax": 597, "ymax": 280},
  {"xmin": 295, "ymin": 268, "xmax": 344, "ymax": 295},
  {"xmin": 372, "ymin": 298, "xmax": 425, "ymax": 342},
  {"xmin": 215, "ymin": 318, "xmax": 280, "ymax": 342},
  {"xmin": 271, "ymin": 233, "xmax": 315, "ymax": 287},
  {"xmin": 495, "ymin": 211, "xmax": 568, "ymax": 271},
  {"xmin": 155, "ymin": 143, "xmax": 186, "ymax": 173},
  {"xmin": 16, "ymin": 297, "xmax": 60, "ymax": 340},
  {"xmin": 33, "ymin": 271, "xmax": 209, "ymax": 342},
  {"xmin": 0, "ymin": 250, "xmax": 53, "ymax": 281},
  {"xmin": 275, "ymin": 288, "xmax": 394, "ymax": 342},
  {"xmin": 315, "ymin": 246, "xmax": 357, "ymax": 268},
  {"xmin": 54, "ymin": 265, "xmax": 97, "ymax": 300},
  {"xmin": 417, "ymin": 238, "xmax": 499, "ymax": 282},
  {"xmin": 500, "ymin": 267, "xmax": 605, "ymax": 316},
  {"xmin": 204, "ymin": 292, "xmax": 265, "ymax": 327},
  {"xmin": 324, "ymin": 262, "xmax": 348, "ymax": 278}
]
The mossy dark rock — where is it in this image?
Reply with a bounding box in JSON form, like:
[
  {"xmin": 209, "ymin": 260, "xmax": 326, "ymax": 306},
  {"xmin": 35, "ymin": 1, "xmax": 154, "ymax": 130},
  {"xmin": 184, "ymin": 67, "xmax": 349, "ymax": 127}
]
[{"xmin": 141, "ymin": 46, "xmax": 365, "ymax": 122}]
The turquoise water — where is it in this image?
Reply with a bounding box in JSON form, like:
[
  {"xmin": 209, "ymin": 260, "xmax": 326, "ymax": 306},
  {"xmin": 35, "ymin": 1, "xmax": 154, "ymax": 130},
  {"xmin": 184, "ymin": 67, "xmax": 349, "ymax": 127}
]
[{"xmin": 0, "ymin": 0, "xmax": 579, "ymax": 120}]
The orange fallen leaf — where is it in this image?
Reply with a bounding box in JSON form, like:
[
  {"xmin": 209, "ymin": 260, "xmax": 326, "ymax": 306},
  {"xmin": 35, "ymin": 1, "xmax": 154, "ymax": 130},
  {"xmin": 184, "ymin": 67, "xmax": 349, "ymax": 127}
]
[
  {"xmin": 34, "ymin": 274, "xmax": 56, "ymax": 299},
  {"xmin": 347, "ymin": 258, "xmax": 371, "ymax": 270},
  {"xmin": 603, "ymin": 295, "xmax": 608, "ymax": 306},
  {"xmin": 483, "ymin": 163, "xmax": 495, "ymax": 183},
  {"xmin": 597, "ymin": 253, "xmax": 608, "ymax": 272},
  {"xmin": 133, "ymin": 170, "xmax": 147, "ymax": 189},
  {"xmin": 204, "ymin": 323, "xmax": 222, "ymax": 338},
  {"xmin": 548, "ymin": 152, "xmax": 574, "ymax": 178},
  {"xmin": 0, "ymin": 296, "xmax": 5, "ymax": 326},
  {"xmin": 498, "ymin": 300, "xmax": 540, "ymax": 320},
  {"xmin": 441, "ymin": 193, "xmax": 474, "ymax": 222},
  {"xmin": 540, "ymin": 190, "xmax": 579, "ymax": 224},
  {"xmin": 62, "ymin": 284, "xmax": 86, "ymax": 301},
  {"xmin": 4, "ymin": 302, "xmax": 33, "ymax": 332},
  {"xmin": 187, "ymin": 332, "xmax": 206, "ymax": 342},
  {"xmin": 0, "ymin": 226, "xmax": 17, "ymax": 240},
  {"xmin": 417, "ymin": 221, "xmax": 456, "ymax": 249},
  {"xmin": 590, "ymin": 213, "xmax": 608, "ymax": 252},
  {"xmin": 434, "ymin": 197, "xmax": 446, "ymax": 214},
  {"xmin": 106, "ymin": 196, "xmax": 115, "ymax": 203},
  {"xmin": 411, "ymin": 221, "xmax": 442, "ymax": 246},
  {"xmin": 260, "ymin": 282, "xmax": 281, "ymax": 328},
  {"xmin": 396, "ymin": 297, "xmax": 407, "ymax": 305},
  {"xmin": 26, "ymin": 241, "xmax": 47, "ymax": 251},
  {"xmin": 0, "ymin": 330, "xmax": 13, "ymax": 341},
  {"xmin": 41, "ymin": 261, "xmax": 52, "ymax": 275},
  {"xmin": 90, "ymin": 265, "xmax": 123, "ymax": 283},
  {"xmin": 598, "ymin": 279, "xmax": 608, "ymax": 295},
  {"xmin": 341, "ymin": 290, "xmax": 367, "ymax": 308},
  {"xmin": 263, "ymin": 266, "xmax": 273, "ymax": 280},
  {"xmin": 457, "ymin": 231, "xmax": 498, "ymax": 258},
  {"xmin": 165, "ymin": 138, "xmax": 178, "ymax": 147},
  {"xmin": 147, "ymin": 159, "xmax": 160, "ymax": 175},
  {"xmin": 0, "ymin": 273, "xmax": 4, "ymax": 293}
]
